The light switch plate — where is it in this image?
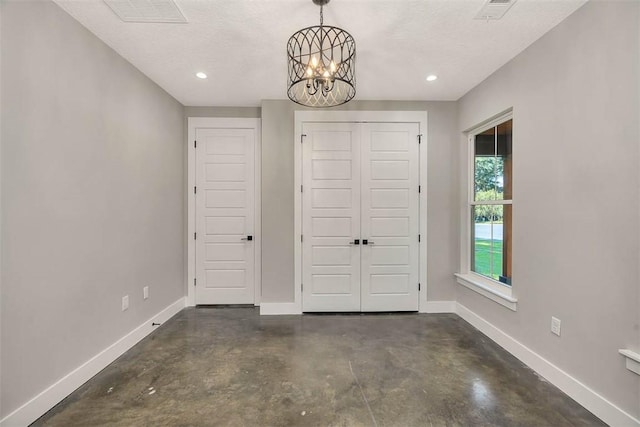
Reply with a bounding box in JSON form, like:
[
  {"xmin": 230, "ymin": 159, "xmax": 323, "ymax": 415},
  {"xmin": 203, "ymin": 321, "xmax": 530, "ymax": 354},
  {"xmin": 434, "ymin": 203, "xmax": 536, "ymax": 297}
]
[{"xmin": 551, "ymin": 316, "xmax": 561, "ymax": 336}]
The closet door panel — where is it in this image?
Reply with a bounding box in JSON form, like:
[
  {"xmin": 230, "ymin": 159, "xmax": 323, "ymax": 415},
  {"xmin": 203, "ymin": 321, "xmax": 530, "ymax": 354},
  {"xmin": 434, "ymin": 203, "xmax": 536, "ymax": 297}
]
[
  {"xmin": 361, "ymin": 123, "xmax": 420, "ymax": 312},
  {"xmin": 302, "ymin": 123, "xmax": 361, "ymax": 312}
]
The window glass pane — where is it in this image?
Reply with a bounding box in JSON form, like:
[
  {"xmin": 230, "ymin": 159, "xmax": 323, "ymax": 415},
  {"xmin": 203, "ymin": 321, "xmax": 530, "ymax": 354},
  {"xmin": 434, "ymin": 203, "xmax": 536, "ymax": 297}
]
[
  {"xmin": 501, "ymin": 204, "xmax": 512, "ymax": 285},
  {"xmin": 471, "ymin": 205, "xmax": 511, "ymax": 285},
  {"xmin": 474, "ymin": 127, "xmax": 497, "ymax": 202},
  {"xmin": 489, "ymin": 219, "xmax": 504, "ymax": 281},
  {"xmin": 497, "ymin": 119, "xmax": 513, "ymax": 200},
  {"xmin": 474, "ymin": 119, "xmax": 512, "ymax": 202}
]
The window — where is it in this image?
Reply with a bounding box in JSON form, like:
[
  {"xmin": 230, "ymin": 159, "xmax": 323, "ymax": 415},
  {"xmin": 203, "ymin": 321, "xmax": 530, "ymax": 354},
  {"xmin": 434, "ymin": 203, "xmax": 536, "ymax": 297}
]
[
  {"xmin": 471, "ymin": 118, "xmax": 512, "ymax": 285},
  {"xmin": 456, "ymin": 113, "xmax": 515, "ymax": 310}
]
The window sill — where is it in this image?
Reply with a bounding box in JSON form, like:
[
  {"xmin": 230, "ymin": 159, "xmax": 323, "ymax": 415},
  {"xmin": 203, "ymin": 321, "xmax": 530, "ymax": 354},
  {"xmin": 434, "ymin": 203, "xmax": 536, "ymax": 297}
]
[
  {"xmin": 619, "ymin": 349, "xmax": 640, "ymax": 375},
  {"xmin": 455, "ymin": 273, "xmax": 518, "ymax": 311}
]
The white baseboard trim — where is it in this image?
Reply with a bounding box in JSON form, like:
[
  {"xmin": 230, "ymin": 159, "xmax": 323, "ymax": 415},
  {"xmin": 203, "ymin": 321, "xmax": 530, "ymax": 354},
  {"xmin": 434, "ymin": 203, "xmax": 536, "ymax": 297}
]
[
  {"xmin": 421, "ymin": 301, "xmax": 456, "ymax": 313},
  {"xmin": 259, "ymin": 302, "xmax": 302, "ymax": 315},
  {"xmin": 455, "ymin": 302, "xmax": 640, "ymax": 427},
  {"xmin": 0, "ymin": 297, "xmax": 186, "ymax": 427}
]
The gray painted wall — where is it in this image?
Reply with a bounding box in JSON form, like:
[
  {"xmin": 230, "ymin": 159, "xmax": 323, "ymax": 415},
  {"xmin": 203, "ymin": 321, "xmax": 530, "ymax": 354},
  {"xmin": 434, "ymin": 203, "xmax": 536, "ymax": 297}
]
[
  {"xmin": 261, "ymin": 100, "xmax": 459, "ymax": 303},
  {"xmin": 1, "ymin": 0, "xmax": 184, "ymax": 418},
  {"xmin": 457, "ymin": 0, "xmax": 639, "ymax": 417}
]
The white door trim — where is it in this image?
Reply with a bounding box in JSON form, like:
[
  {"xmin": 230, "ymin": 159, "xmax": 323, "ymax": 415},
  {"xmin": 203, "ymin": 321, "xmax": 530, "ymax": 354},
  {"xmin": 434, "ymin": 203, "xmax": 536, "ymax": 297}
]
[
  {"xmin": 294, "ymin": 111, "xmax": 428, "ymax": 313},
  {"xmin": 187, "ymin": 117, "xmax": 261, "ymax": 307}
]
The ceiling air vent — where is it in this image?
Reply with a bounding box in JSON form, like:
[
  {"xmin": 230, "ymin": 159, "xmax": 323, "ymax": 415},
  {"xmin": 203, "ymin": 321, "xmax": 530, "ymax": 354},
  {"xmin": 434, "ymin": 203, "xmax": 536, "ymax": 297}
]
[
  {"xmin": 104, "ymin": 0, "xmax": 187, "ymax": 23},
  {"xmin": 474, "ymin": 0, "xmax": 517, "ymax": 20}
]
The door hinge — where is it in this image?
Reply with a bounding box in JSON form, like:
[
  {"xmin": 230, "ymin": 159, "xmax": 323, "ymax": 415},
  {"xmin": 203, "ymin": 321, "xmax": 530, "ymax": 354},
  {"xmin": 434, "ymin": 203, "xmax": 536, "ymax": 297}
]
[
  {"xmin": 301, "ymin": 283, "xmax": 304, "ymax": 292},
  {"xmin": 418, "ymin": 185, "xmax": 421, "ymax": 193},
  {"xmin": 301, "ymin": 185, "xmax": 303, "ymax": 193},
  {"xmin": 194, "ymin": 232, "xmax": 197, "ymax": 240},
  {"xmin": 194, "ymin": 278, "xmax": 197, "ymax": 287},
  {"xmin": 194, "ymin": 186, "xmax": 197, "ymax": 194},
  {"xmin": 301, "ymin": 234, "xmax": 303, "ymax": 242},
  {"xmin": 301, "ymin": 134, "xmax": 307, "ymax": 143},
  {"xmin": 418, "ymin": 134, "xmax": 423, "ymax": 144},
  {"xmin": 194, "ymin": 140, "xmax": 197, "ymax": 148},
  {"xmin": 418, "ymin": 283, "xmax": 421, "ymax": 291},
  {"xmin": 418, "ymin": 234, "xmax": 421, "ymax": 242}
]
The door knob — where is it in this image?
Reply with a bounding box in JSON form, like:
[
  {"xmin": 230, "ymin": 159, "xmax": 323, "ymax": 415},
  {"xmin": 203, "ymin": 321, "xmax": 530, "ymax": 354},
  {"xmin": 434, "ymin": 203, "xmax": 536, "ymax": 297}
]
[
  {"xmin": 349, "ymin": 239, "xmax": 360, "ymax": 245},
  {"xmin": 241, "ymin": 235, "xmax": 253, "ymax": 241},
  {"xmin": 362, "ymin": 239, "xmax": 375, "ymax": 245}
]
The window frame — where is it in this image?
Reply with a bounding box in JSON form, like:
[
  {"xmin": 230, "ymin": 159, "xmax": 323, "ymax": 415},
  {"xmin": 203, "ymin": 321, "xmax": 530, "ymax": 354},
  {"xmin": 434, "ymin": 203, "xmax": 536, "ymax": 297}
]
[{"xmin": 456, "ymin": 111, "xmax": 517, "ymax": 311}]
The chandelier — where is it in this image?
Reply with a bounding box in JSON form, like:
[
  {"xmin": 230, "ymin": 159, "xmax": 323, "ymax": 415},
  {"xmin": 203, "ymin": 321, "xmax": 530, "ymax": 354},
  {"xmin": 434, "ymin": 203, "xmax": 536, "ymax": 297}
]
[{"xmin": 287, "ymin": 0, "xmax": 356, "ymax": 107}]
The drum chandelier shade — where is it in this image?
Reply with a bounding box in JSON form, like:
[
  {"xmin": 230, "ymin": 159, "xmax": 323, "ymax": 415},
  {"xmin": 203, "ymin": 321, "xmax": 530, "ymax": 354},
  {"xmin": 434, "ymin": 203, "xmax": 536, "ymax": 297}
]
[{"xmin": 287, "ymin": 0, "xmax": 356, "ymax": 107}]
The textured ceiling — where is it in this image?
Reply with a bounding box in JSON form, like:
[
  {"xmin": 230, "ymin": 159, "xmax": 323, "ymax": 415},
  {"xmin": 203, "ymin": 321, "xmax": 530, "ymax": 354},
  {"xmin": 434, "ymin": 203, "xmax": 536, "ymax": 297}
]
[{"xmin": 54, "ymin": 0, "xmax": 587, "ymax": 106}]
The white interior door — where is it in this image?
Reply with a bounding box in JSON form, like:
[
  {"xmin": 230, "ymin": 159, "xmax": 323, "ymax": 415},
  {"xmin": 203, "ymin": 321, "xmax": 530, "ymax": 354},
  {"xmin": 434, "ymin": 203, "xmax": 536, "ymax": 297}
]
[
  {"xmin": 301, "ymin": 121, "xmax": 420, "ymax": 312},
  {"xmin": 361, "ymin": 123, "xmax": 420, "ymax": 311},
  {"xmin": 302, "ymin": 123, "xmax": 361, "ymax": 312},
  {"xmin": 195, "ymin": 127, "xmax": 255, "ymax": 304}
]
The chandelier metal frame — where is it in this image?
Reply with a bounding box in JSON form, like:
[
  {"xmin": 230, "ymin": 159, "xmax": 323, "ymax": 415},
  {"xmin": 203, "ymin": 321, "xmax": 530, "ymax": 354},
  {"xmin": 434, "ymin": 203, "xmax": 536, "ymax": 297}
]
[{"xmin": 286, "ymin": 0, "xmax": 356, "ymax": 108}]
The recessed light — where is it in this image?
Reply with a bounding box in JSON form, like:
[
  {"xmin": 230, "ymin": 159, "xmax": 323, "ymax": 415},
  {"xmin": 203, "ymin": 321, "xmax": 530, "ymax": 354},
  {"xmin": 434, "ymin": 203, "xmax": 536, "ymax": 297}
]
[
  {"xmin": 426, "ymin": 75, "xmax": 438, "ymax": 82},
  {"xmin": 196, "ymin": 72, "xmax": 207, "ymax": 79}
]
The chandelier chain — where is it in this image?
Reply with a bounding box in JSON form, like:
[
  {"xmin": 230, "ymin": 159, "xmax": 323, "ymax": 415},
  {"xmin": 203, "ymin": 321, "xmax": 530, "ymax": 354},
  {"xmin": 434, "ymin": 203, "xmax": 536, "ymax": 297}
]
[{"xmin": 320, "ymin": 5, "xmax": 323, "ymax": 26}]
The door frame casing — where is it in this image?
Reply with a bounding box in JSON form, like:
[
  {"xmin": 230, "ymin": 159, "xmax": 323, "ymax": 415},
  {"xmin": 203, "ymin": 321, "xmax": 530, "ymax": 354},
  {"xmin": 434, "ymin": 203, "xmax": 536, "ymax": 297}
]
[
  {"xmin": 294, "ymin": 111, "xmax": 428, "ymax": 313},
  {"xmin": 187, "ymin": 117, "xmax": 262, "ymax": 307}
]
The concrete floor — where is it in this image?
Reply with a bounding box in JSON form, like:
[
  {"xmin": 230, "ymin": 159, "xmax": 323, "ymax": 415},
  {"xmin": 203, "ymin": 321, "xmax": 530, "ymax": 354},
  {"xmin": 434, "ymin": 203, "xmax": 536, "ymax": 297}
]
[{"xmin": 34, "ymin": 308, "xmax": 605, "ymax": 426}]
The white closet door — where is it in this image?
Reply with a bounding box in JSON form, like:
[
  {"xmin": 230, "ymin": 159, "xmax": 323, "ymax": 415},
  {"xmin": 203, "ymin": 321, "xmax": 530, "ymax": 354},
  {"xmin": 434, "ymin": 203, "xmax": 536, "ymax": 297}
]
[
  {"xmin": 361, "ymin": 123, "xmax": 420, "ymax": 311},
  {"xmin": 302, "ymin": 123, "xmax": 361, "ymax": 312},
  {"xmin": 195, "ymin": 128, "xmax": 255, "ymax": 305}
]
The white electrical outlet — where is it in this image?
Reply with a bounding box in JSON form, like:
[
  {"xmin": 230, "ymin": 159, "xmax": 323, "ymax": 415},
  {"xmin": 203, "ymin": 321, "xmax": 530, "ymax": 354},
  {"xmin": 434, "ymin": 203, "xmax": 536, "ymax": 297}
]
[
  {"xmin": 143, "ymin": 286, "xmax": 149, "ymax": 300},
  {"xmin": 551, "ymin": 316, "xmax": 561, "ymax": 336},
  {"xmin": 122, "ymin": 295, "xmax": 129, "ymax": 311}
]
